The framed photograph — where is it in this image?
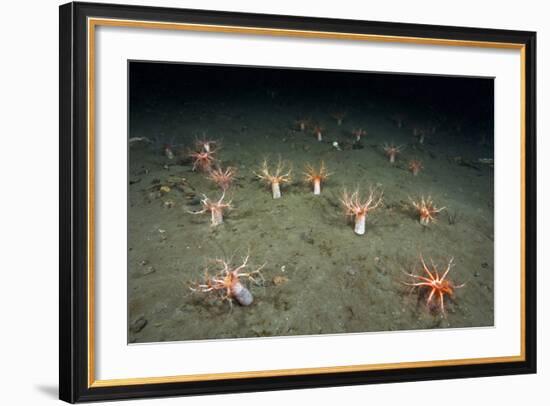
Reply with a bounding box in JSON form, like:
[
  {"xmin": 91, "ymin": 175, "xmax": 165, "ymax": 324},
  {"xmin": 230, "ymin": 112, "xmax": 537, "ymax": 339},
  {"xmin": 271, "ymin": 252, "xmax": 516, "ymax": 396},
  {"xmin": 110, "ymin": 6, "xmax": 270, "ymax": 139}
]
[{"xmin": 59, "ymin": 1, "xmax": 537, "ymax": 403}]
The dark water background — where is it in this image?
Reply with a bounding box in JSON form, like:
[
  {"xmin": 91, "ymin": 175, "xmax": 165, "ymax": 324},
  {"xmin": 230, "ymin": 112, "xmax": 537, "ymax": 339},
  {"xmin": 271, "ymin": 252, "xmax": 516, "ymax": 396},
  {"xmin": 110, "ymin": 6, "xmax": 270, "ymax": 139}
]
[{"xmin": 128, "ymin": 61, "xmax": 494, "ymax": 343}]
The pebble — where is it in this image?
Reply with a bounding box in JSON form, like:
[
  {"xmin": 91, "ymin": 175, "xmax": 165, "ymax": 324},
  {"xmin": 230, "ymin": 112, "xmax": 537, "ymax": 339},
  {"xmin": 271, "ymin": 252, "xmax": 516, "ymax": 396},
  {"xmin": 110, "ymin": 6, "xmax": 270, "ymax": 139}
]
[
  {"xmin": 346, "ymin": 267, "xmax": 358, "ymax": 276},
  {"xmin": 300, "ymin": 234, "xmax": 314, "ymax": 244},
  {"xmin": 141, "ymin": 266, "xmax": 156, "ymax": 276},
  {"xmin": 130, "ymin": 316, "xmax": 147, "ymax": 334}
]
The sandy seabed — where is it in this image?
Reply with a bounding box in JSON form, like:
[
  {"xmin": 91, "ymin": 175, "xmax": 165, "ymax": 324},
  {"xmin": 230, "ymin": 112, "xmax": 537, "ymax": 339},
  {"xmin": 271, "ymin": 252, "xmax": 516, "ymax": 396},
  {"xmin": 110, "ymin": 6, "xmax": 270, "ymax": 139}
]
[{"xmin": 127, "ymin": 90, "xmax": 494, "ymax": 344}]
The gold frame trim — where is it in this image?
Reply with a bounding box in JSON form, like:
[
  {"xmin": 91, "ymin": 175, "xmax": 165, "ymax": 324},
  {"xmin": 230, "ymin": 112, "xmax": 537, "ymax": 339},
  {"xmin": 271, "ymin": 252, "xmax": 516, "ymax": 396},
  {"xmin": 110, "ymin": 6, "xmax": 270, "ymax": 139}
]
[{"xmin": 87, "ymin": 17, "xmax": 527, "ymax": 388}]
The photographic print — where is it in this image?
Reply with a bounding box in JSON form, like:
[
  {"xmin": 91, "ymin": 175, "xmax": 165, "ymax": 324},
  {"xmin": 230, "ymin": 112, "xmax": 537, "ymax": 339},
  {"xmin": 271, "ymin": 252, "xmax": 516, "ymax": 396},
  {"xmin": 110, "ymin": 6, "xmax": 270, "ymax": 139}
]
[
  {"xmin": 127, "ymin": 62, "xmax": 495, "ymax": 343},
  {"xmin": 60, "ymin": 3, "xmax": 535, "ymax": 401}
]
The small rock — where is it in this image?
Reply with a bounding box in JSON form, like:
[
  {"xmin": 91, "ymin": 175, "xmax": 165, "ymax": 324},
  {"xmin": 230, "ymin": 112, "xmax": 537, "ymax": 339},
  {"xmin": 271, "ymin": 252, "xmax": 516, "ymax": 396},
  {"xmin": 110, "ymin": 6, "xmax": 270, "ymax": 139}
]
[
  {"xmin": 300, "ymin": 232, "xmax": 314, "ymax": 244},
  {"xmin": 346, "ymin": 268, "xmax": 358, "ymax": 276},
  {"xmin": 142, "ymin": 266, "xmax": 156, "ymax": 276},
  {"xmin": 130, "ymin": 316, "xmax": 147, "ymax": 334}
]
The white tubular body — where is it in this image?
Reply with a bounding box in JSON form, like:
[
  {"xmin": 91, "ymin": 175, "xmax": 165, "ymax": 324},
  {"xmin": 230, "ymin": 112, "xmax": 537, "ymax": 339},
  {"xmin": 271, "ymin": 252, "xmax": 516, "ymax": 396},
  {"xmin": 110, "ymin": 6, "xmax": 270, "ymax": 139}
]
[
  {"xmin": 211, "ymin": 209, "xmax": 223, "ymax": 226},
  {"xmin": 231, "ymin": 281, "xmax": 253, "ymax": 306},
  {"xmin": 272, "ymin": 182, "xmax": 281, "ymax": 199},
  {"xmin": 313, "ymin": 179, "xmax": 321, "ymax": 195},
  {"xmin": 354, "ymin": 213, "xmax": 366, "ymax": 235}
]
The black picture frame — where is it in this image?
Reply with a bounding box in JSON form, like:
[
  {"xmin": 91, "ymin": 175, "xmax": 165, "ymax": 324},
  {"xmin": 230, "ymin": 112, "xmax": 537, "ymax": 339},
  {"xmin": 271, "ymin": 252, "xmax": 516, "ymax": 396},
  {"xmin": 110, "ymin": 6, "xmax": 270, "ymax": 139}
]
[{"xmin": 59, "ymin": 1, "xmax": 537, "ymax": 403}]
